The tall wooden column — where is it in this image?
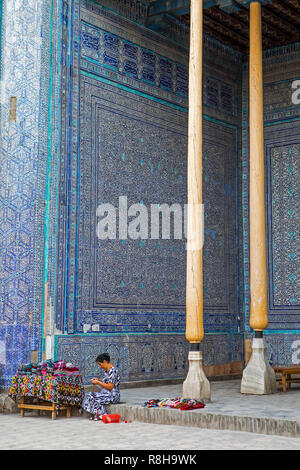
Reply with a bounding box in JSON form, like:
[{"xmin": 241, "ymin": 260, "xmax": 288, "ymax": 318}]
[
  {"xmin": 241, "ymin": 1, "xmax": 276, "ymax": 395},
  {"xmin": 249, "ymin": 0, "xmax": 267, "ymax": 334},
  {"xmin": 182, "ymin": 0, "xmax": 210, "ymax": 401}
]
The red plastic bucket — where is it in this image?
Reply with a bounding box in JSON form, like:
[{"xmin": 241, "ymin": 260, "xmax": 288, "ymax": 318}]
[{"xmin": 102, "ymin": 414, "xmax": 121, "ymax": 424}]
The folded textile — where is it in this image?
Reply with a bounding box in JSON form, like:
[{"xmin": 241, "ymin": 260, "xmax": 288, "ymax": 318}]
[
  {"xmin": 17, "ymin": 359, "xmax": 80, "ymax": 376},
  {"xmin": 53, "ymin": 360, "xmax": 79, "ymax": 372},
  {"xmin": 53, "ymin": 360, "xmax": 67, "ymax": 370},
  {"xmin": 143, "ymin": 397, "xmax": 205, "ymax": 410},
  {"xmin": 53, "ymin": 370, "xmax": 80, "ymax": 376},
  {"xmin": 179, "ymin": 403, "xmax": 205, "ymax": 411}
]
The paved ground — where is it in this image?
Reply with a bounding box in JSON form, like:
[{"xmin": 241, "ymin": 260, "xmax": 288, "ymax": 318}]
[
  {"xmin": 120, "ymin": 379, "xmax": 300, "ymax": 421},
  {"xmin": 2, "ymin": 379, "xmax": 300, "ymax": 450},
  {"xmin": 1, "ymin": 413, "xmax": 300, "ymax": 450}
]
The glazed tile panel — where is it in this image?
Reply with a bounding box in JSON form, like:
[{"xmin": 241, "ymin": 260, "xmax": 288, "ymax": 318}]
[
  {"xmin": 265, "ymin": 124, "xmax": 300, "ymax": 325},
  {"xmin": 76, "ymin": 73, "xmax": 238, "ymax": 332},
  {"xmin": 55, "ymin": 0, "xmax": 241, "ymax": 337},
  {"xmin": 55, "ymin": 332, "xmax": 243, "ymax": 383},
  {"xmin": 78, "ymin": 74, "xmax": 188, "ymax": 317},
  {"xmin": 0, "ymin": 0, "xmax": 53, "ymax": 388}
]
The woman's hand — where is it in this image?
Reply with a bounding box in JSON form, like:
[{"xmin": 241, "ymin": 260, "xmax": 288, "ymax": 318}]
[
  {"xmin": 91, "ymin": 378, "xmax": 101, "ymax": 385},
  {"xmin": 91, "ymin": 378, "xmax": 114, "ymax": 391}
]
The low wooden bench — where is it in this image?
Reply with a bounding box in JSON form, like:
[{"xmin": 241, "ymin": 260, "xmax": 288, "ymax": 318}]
[
  {"xmin": 18, "ymin": 397, "xmax": 72, "ymax": 420},
  {"xmin": 273, "ymin": 365, "xmax": 300, "ymax": 392}
]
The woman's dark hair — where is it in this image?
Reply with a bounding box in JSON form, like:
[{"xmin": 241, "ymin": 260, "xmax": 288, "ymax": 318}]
[{"xmin": 96, "ymin": 353, "xmax": 110, "ymax": 364}]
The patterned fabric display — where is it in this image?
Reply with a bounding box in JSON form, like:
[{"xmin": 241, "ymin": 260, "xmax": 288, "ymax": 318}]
[{"xmin": 9, "ymin": 374, "xmax": 84, "ymax": 407}]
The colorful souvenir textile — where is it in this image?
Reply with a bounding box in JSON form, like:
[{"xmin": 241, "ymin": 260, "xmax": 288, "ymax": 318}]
[
  {"xmin": 142, "ymin": 397, "xmax": 205, "ymax": 410},
  {"xmin": 179, "ymin": 402, "xmax": 205, "ymax": 410},
  {"xmin": 82, "ymin": 366, "xmax": 120, "ymax": 417},
  {"xmin": 16, "ymin": 360, "xmax": 79, "ymax": 377},
  {"xmin": 9, "ymin": 373, "xmax": 84, "ymax": 407}
]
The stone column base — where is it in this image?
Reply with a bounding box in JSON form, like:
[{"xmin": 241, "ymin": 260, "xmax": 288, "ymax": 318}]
[
  {"xmin": 182, "ymin": 351, "xmax": 211, "ymax": 401},
  {"xmin": 241, "ymin": 338, "xmax": 277, "ymax": 395}
]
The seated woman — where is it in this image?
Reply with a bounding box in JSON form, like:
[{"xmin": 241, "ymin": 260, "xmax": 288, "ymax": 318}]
[{"xmin": 82, "ymin": 353, "xmax": 120, "ymax": 421}]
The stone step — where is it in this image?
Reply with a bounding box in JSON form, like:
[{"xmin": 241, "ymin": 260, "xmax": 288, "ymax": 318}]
[{"xmin": 107, "ymin": 403, "xmax": 300, "ymax": 439}]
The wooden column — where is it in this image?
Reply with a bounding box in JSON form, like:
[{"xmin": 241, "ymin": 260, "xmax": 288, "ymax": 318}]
[
  {"xmin": 249, "ymin": 1, "xmax": 268, "ymax": 334},
  {"xmin": 241, "ymin": 1, "xmax": 276, "ymax": 395},
  {"xmin": 183, "ymin": 0, "xmax": 210, "ymax": 401},
  {"xmin": 186, "ymin": 0, "xmax": 204, "ymax": 345}
]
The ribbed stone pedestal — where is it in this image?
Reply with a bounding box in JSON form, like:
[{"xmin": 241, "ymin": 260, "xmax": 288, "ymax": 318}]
[
  {"xmin": 182, "ymin": 351, "xmax": 211, "ymax": 401},
  {"xmin": 241, "ymin": 338, "xmax": 277, "ymax": 395}
]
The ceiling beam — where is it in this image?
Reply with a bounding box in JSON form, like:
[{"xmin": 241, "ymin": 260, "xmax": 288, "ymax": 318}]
[
  {"xmin": 262, "ymin": 6, "xmax": 299, "ymax": 38},
  {"xmin": 268, "ymin": 0, "xmax": 300, "ymax": 28},
  {"xmin": 148, "ymin": 0, "xmax": 274, "ymax": 18},
  {"xmin": 203, "ymin": 22, "xmax": 247, "ymax": 51},
  {"xmin": 147, "ymin": 1, "xmax": 299, "ymax": 51},
  {"xmin": 233, "ymin": 2, "xmax": 280, "ymax": 45},
  {"xmin": 148, "ymin": 0, "xmax": 191, "ymax": 18},
  {"xmin": 204, "ymin": 10, "xmax": 249, "ymax": 45}
]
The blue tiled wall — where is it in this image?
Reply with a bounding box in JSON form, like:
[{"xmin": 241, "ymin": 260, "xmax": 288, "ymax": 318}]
[{"xmin": 0, "ymin": 0, "xmax": 54, "ymax": 388}]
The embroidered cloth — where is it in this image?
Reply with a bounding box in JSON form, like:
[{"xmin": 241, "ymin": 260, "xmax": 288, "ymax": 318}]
[{"xmin": 9, "ymin": 373, "xmax": 84, "ymax": 407}]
